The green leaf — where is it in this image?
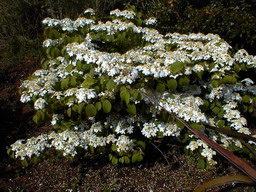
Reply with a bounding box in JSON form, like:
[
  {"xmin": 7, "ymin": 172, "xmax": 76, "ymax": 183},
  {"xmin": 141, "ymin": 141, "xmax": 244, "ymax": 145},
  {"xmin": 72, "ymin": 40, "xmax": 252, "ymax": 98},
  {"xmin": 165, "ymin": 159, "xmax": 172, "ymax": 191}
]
[
  {"xmin": 197, "ymin": 71, "xmax": 204, "ymax": 80},
  {"xmin": 67, "ymin": 64, "xmax": 73, "ymax": 72},
  {"xmin": 72, "ymin": 104, "xmax": 79, "ymax": 113},
  {"xmin": 243, "ymin": 105, "xmax": 248, "ymax": 113},
  {"xmin": 106, "ymin": 79, "xmax": 115, "ymax": 91},
  {"xmin": 178, "ymin": 76, "xmax": 190, "ymax": 87},
  {"xmin": 132, "ymin": 152, "xmax": 143, "ymax": 163},
  {"xmin": 217, "ymin": 120, "xmax": 225, "ymax": 128},
  {"xmin": 191, "ymin": 123, "xmax": 203, "ymax": 131},
  {"xmin": 124, "ymin": 156, "xmax": 130, "ymax": 164},
  {"xmin": 67, "ymin": 108, "xmax": 72, "ymax": 117},
  {"xmin": 94, "ymin": 86, "xmax": 100, "ymax": 93},
  {"xmin": 197, "ymin": 158, "xmax": 205, "ymax": 169},
  {"xmin": 137, "ymin": 141, "xmax": 146, "ymax": 150},
  {"xmin": 111, "ymin": 144, "xmax": 117, "ymax": 152},
  {"xmin": 7, "ymin": 149, "xmax": 14, "ymax": 159},
  {"xmin": 50, "ymin": 47, "xmax": 60, "ymax": 57},
  {"xmin": 127, "ymin": 104, "xmax": 136, "ymax": 115},
  {"xmin": 200, "ymin": 100, "xmax": 209, "ymax": 111},
  {"xmin": 223, "ymin": 126, "xmax": 231, "ymax": 130},
  {"xmin": 111, "ymin": 156, "xmax": 118, "ymax": 165},
  {"xmin": 218, "ymin": 111, "xmax": 224, "ymax": 118},
  {"xmin": 76, "ymin": 60, "xmax": 83, "ymax": 71},
  {"xmin": 242, "ymin": 95, "xmax": 250, "ymax": 103},
  {"xmin": 33, "ymin": 110, "xmax": 45, "ymax": 124},
  {"xmin": 119, "ymin": 157, "xmax": 125, "ymax": 164},
  {"xmin": 78, "ymin": 103, "xmax": 85, "ymax": 114},
  {"xmin": 211, "ymin": 80, "xmax": 220, "ymax": 88},
  {"xmin": 70, "ymin": 76, "xmax": 77, "ymax": 87},
  {"xmin": 32, "ymin": 156, "xmax": 43, "ymax": 164},
  {"xmin": 176, "ymin": 121, "xmax": 185, "ymax": 129},
  {"xmin": 170, "ymin": 61, "xmax": 184, "ymax": 74},
  {"xmin": 156, "ymin": 83, "xmax": 165, "ymax": 93},
  {"xmin": 222, "ymin": 75, "xmax": 237, "ymax": 84},
  {"xmin": 82, "ymin": 75, "xmax": 95, "ymax": 88},
  {"xmin": 234, "ymin": 64, "xmax": 240, "ymax": 72},
  {"xmin": 120, "ymin": 89, "xmax": 130, "ymax": 105},
  {"xmin": 89, "ymin": 146, "xmax": 94, "ymax": 153},
  {"xmin": 109, "ymin": 153, "xmax": 113, "ymax": 160},
  {"xmin": 33, "ymin": 113, "xmax": 39, "ymax": 124},
  {"xmin": 61, "ymin": 78, "xmax": 70, "ymax": 90},
  {"xmin": 248, "ymin": 106, "xmax": 254, "ymax": 113},
  {"xmin": 46, "ymin": 48, "xmax": 51, "ymax": 56},
  {"xmin": 209, "ymin": 62, "xmax": 215, "ymax": 70},
  {"xmin": 240, "ymin": 64, "xmax": 246, "ymax": 70},
  {"xmin": 167, "ymin": 79, "xmax": 177, "ymax": 90},
  {"xmin": 212, "ymin": 106, "xmax": 220, "ymax": 114},
  {"xmin": 85, "ymin": 104, "xmax": 97, "ymax": 117},
  {"xmin": 21, "ymin": 159, "xmax": 28, "ymax": 167},
  {"xmin": 102, "ymin": 100, "xmax": 112, "ymax": 113},
  {"xmin": 130, "ymin": 89, "xmax": 139, "ymax": 100},
  {"xmin": 49, "ymin": 29, "xmax": 60, "ymax": 39},
  {"xmin": 95, "ymin": 102, "xmax": 102, "ymax": 111},
  {"xmin": 100, "ymin": 74, "xmax": 110, "ymax": 85}
]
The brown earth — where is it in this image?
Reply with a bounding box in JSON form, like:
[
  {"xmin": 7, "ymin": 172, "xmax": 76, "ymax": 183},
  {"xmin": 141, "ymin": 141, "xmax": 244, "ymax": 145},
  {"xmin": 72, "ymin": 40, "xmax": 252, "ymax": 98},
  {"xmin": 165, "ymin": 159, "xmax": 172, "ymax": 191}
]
[{"xmin": 0, "ymin": 59, "xmax": 255, "ymax": 192}]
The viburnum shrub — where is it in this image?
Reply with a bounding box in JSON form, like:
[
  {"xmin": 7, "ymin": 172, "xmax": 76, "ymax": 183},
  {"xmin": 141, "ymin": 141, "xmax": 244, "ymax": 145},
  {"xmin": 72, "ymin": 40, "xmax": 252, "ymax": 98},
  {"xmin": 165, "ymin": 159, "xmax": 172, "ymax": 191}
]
[{"xmin": 8, "ymin": 7, "xmax": 256, "ymax": 167}]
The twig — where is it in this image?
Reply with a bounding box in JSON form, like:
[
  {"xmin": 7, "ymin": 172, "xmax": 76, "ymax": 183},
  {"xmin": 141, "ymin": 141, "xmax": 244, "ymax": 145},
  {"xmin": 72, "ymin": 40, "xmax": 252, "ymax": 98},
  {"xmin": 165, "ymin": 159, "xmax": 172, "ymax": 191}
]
[{"xmin": 150, "ymin": 141, "xmax": 170, "ymax": 167}]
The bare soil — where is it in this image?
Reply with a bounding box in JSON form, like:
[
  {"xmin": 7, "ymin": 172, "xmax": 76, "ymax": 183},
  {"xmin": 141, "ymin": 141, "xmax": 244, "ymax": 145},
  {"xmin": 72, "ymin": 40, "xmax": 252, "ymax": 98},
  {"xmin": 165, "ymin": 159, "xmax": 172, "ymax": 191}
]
[{"xmin": 0, "ymin": 60, "xmax": 255, "ymax": 192}]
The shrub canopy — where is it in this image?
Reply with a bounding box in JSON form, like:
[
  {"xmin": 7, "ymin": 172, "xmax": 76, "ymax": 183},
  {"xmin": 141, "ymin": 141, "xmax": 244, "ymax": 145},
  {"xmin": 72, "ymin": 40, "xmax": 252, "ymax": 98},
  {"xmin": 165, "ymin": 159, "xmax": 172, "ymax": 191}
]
[{"xmin": 9, "ymin": 8, "xmax": 256, "ymax": 167}]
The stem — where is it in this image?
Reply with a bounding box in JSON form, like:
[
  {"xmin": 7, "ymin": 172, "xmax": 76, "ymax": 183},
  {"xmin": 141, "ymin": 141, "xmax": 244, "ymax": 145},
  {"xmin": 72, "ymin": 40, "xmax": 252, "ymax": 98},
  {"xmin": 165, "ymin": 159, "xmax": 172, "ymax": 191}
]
[{"xmin": 150, "ymin": 141, "xmax": 170, "ymax": 167}]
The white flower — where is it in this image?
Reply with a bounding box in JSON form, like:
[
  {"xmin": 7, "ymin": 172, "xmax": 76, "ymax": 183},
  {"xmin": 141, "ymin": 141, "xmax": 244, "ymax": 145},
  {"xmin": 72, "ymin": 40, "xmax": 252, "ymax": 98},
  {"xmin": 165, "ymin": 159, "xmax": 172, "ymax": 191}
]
[
  {"xmin": 144, "ymin": 17, "xmax": 157, "ymax": 25},
  {"xmin": 141, "ymin": 122, "xmax": 158, "ymax": 138},
  {"xmin": 84, "ymin": 8, "xmax": 95, "ymax": 15},
  {"xmin": 75, "ymin": 88, "xmax": 97, "ymax": 103},
  {"xmin": 34, "ymin": 98, "xmax": 47, "ymax": 110},
  {"xmin": 51, "ymin": 114, "xmax": 64, "ymax": 125},
  {"xmin": 193, "ymin": 64, "xmax": 204, "ymax": 72},
  {"xmin": 116, "ymin": 135, "xmax": 134, "ymax": 152},
  {"xmin": 186, "ymin": 141, "xmax": 199, "ymax": 151},
  {"xmin": 238, "ymin": 127, "xmax": 251, "ymax": 135},
  {"xmin": 241, "ymin": 78, "xmax": 254, "ymax": 86},
  {"xmin": 201, "ymin": 147, "xmax": 216, "ymax": 161},
  {"xmin": 20, "ymin": 92, "xmax": 31, "ymax": 103}
]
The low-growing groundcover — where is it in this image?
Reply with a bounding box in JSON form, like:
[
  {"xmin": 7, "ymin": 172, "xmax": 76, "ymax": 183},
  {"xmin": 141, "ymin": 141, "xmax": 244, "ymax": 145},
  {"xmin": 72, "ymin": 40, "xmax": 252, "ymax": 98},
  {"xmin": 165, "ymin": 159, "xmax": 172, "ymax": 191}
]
[{"xmin": 6, "ymin": 7, "xmax": 256, "ymax": 190}]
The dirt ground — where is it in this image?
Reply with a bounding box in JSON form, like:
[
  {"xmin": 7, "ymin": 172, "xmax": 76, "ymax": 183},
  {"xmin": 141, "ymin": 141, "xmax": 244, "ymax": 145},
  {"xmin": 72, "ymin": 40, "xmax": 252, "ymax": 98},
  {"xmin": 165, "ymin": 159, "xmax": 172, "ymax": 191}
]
[{"xmin": 0, "ymin": 60, "xmax": 255, "ymax": 192}]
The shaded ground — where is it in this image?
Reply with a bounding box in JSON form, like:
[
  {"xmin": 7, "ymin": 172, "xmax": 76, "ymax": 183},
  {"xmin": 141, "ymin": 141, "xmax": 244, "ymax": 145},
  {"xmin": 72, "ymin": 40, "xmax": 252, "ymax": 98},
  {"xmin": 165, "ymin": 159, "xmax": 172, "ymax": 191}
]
[{"xmin": 0, "ymin": 60, "xmax": 255, "ymax": 192}]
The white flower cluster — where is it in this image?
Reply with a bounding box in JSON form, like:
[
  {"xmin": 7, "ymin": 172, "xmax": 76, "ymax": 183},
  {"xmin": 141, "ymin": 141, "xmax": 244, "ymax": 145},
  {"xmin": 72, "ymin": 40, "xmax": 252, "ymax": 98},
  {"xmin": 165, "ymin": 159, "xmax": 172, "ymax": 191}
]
[
  {"xmin": 110, "ymin": 9, "xmax": 136, "ymax": 20},
  {"xmin": 141, "ymin": 121, "xmax": 180, "ymax": 138},
  {"xmin": 219, "ymin": 134, "xmax": 243, "ymax": 148},
  {"xmin": 10, "ymin": 121, "xmax": 135, "ymax": 159},
  {"xmin": 75, "ymin": 88, "xmax": 97, "ymax": 103},
  {"xmin": 144, "ymin": 17, "xmax": 157, "ymax": 25},
  {"xmin": 206, "ymin": 81, "xmax": 256, "ymax": 103},
  {"xmin": 43, "ymin": 39, "xmax": 60, "ymax": 47},
  {"xmin": 11, "ymin": 134, "xmax": 50, "ymax": 160},
  {"xmin": 186, "ymin": 139, "xmax": 217, "ymax": 165},
  {"xmin": 156, "ymin": 93, "xmax": 208, "ymax": 123},
  {"xmin": 223, "ymin": 102, "xmax": 251, "ymax": 135},
  {"xmin": 42, "ymin": 16, "xmax": 95, "ymax": 31},
  {"xmin": 234, "ymin": 49, "xmax": 256, "ymax": 65},
  {"xmin": 83, "ymin": 8, "xmax": 95, "ymax": 15},
  {"xmin": 51, "ymin": 114, "xmax": 64, "ymax": 125},
  {"xmin": 34, "ymin": 98, "xmax": 47, "ymax": 110}
]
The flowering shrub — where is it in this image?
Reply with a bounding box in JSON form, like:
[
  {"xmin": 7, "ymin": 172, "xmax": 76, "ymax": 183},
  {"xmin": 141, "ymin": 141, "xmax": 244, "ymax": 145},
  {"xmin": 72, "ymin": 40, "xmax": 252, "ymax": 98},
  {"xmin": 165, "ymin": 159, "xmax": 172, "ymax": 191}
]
[{"xmin": 9, "ymin": 8, "xmax": 256, "ymax": 167}]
